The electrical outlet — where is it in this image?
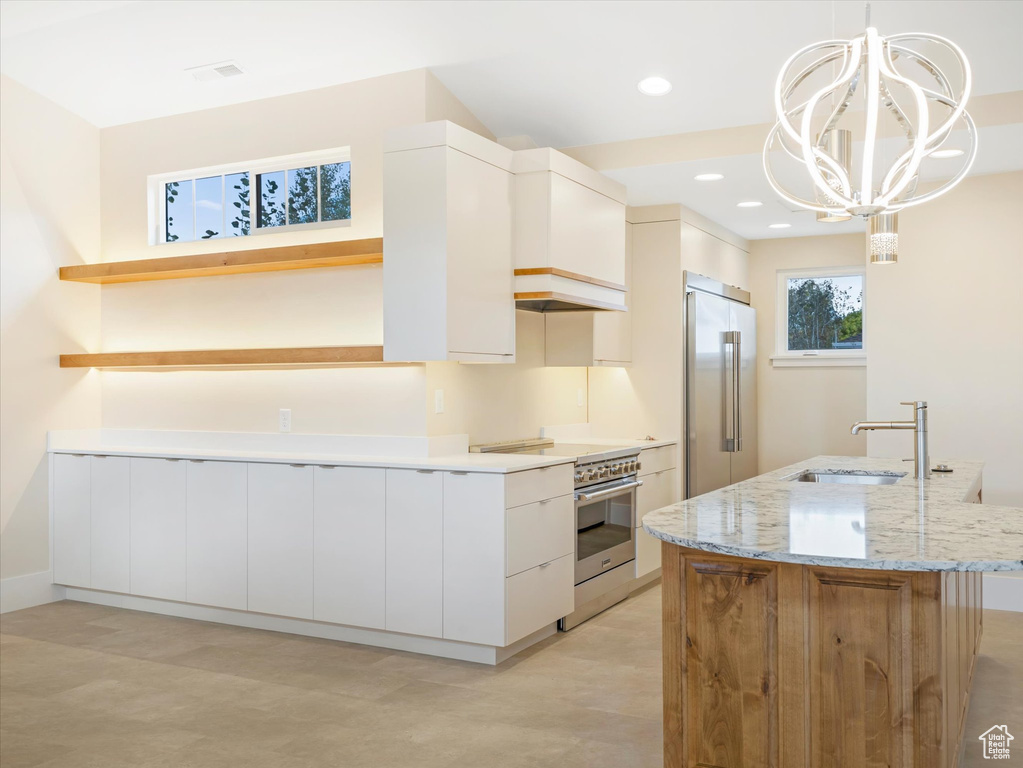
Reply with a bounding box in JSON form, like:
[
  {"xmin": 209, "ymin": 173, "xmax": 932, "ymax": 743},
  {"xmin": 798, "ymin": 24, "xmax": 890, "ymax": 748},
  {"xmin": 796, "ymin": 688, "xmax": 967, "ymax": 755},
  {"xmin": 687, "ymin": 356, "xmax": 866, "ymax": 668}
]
[
  {"xmin": 434, "ymin": 389, "xmax": 444, "ymax": 414},
  {"xmin": 279, "ymin": 408, "xmax": 292, "ymax": 433},
  {"xmin": 577, "ymin": 388, "xmax": 585, "ymax": 407}
]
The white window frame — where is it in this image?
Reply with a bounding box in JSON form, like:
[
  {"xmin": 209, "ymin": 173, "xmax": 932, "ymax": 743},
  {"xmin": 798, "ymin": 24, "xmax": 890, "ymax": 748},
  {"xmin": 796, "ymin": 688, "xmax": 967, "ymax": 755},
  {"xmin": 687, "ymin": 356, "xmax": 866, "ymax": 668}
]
[
  {"xmin": 147, "ymin": 146, "xmax": 351, "ymax": 246},
  {"xmin": 772, "ymin": 265, "xmax": 866, "ymax": 368}
]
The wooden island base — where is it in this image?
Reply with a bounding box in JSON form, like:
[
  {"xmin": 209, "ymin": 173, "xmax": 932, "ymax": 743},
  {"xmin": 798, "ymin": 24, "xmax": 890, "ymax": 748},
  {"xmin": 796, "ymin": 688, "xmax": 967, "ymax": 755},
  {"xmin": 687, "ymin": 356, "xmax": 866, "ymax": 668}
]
[{"xmin": 661, "ymin": 542, "xmax": 982, "ymax": 768}]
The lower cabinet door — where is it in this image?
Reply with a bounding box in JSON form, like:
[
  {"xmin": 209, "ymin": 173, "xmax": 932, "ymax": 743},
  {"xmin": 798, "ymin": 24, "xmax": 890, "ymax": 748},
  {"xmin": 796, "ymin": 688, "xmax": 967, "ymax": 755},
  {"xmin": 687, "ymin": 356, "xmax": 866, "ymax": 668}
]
[
  {"xmin": 635, "ymin": 526, "xmax": 662, "ymax": 578},
  {"xmin": 385, "ymin": 469, "xmax": 443, "ymax": 637},
  {"xmin": 186, "ymin": 460, "xmax": 247, "ymax": 610},
  {"xmin": 247, "ymin": 463, "xmax": 315, "ymax": 619},
  {"xmin": 443, "ymin": 472, "xmax": 505, "ymax": 645},
  {"xmin": 313, "ymin": 466, "xmax": 386, "ymax": 629},
  {"xmin": 130, "ymin": 458, "xmax": 187, "ymax": 601},
  {"xmin": 90, "ymin": 456, "xmax": 130, "ymax": 593},
  {"xmin": 52, "ymin": 453, "xmax": 92, "ymax": 588},
  {"xmin": 505, "ymin": 553, "xmax": 574, "ymax": 645}
]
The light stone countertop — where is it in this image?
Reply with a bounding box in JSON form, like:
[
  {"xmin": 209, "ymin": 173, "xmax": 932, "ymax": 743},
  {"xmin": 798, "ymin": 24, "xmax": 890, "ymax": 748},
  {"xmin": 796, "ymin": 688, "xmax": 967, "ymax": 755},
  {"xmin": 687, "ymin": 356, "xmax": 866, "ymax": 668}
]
[{"xmin": 643, "ymin": 455, "xmax": 1023, "ymax": 572}]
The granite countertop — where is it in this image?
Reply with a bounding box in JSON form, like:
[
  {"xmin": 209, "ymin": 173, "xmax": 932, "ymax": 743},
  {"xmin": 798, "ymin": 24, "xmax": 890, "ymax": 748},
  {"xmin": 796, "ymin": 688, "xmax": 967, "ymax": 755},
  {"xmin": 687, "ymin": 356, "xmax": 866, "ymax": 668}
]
[{"xmin": 643, "ymin": 455, "xmax": 1023, "ymax": 572}]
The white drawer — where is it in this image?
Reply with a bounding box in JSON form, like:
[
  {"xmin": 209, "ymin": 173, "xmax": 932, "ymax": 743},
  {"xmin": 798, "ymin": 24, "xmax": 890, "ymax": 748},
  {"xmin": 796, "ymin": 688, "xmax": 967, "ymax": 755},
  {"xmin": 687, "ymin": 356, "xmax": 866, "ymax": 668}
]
[
  {"xmin": 637, "ymin": 467, "xmax": 678, "ymax": 521},
  {"xmin": 635, "ymin": 526, "xmax": 662, "ymax": 578},
  {"xmin": 506, "ymin": 494, "xmax": 574, "ymax": 577},
  {"xmin": 639, "ymin": 444, "xmax": 676, "ymax": 476},
  {"xmin": 506, "ymin": 553, "xmax": 574, "ymax": 645},
  {"xmin": 505, "ymin": 463, "xmax": 574, "ymax": 509}
]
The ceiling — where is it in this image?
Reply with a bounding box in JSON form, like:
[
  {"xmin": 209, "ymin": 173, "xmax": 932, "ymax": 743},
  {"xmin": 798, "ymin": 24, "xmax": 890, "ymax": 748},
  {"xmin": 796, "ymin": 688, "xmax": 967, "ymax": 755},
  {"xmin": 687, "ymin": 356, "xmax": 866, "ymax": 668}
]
[{"xmin": 3, "ymin": 0, "xmax": 1022, "ymax": 239}]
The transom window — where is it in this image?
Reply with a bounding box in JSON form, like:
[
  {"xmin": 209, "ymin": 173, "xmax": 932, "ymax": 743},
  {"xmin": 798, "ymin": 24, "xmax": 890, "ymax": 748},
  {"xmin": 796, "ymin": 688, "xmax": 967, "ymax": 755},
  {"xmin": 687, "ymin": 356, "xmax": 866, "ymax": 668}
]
[
  {"xmin": 774, "ymin": 265, "xmax": 865, "ymax": 366},
  {"xmin": 150, "ymin": 148, "xmax": 350, "ymax": 245}
]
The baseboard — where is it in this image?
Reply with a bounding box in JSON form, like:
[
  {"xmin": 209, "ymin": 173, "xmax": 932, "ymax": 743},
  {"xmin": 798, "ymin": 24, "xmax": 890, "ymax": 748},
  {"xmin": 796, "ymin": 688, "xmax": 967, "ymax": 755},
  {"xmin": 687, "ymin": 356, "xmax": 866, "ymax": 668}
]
[
  {"xmin": 0, "ymin": 571, "xmax": 65, "ymax": 614},
  {"xmin": 62, "ymin": 587, "xmax": 544, "ymax": 665},
  {"xmin": 983, "ymin": 573, "xmax": 1023, "ymax": 612}
]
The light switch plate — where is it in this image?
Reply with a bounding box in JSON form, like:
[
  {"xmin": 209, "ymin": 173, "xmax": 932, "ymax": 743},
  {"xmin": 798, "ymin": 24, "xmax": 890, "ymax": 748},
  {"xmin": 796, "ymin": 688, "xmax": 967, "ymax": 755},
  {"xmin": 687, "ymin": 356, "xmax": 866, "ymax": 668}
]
[
  {"xmin": 279, "ymin": 408, "xmax": 292, "ymax": 433},
  {"xmin": 577, "ymin": 388, "xmax": 585, "ymax": 407},
  {"xmin": 434, "ymin": 389, "xmax": 444, "ymax": 414}
]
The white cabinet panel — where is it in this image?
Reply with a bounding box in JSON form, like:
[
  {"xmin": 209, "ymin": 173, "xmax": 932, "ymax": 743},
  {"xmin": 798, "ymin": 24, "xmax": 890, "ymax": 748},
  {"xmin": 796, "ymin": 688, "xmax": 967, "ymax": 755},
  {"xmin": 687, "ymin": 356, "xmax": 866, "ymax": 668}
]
[
  {"xmin": 639, "ymin": 445, "xmax": 676, "ymax": 476},
  {"xmin": 548, "ymin": 173, "xmax": 626, "ymax": 286},
  {"xmin": 506, "ymin": 553, "xmax": 574, "ymax": 645},
  {"xmin": 506, "ymin": 495, "xmax": 574, "ymax": 577},
  {"xmin": 385, "ymin": 469, "xmax": 443, "ymax": 637},
  {"xmin": 443, "ymin": 472, "xmax": 505, "ymax": 645},
  {"xmin": 90, "ymin": 456, "xmax": 130, "ymax": 593},
  {"xmin": 247, "ymin": 463, "xmax": 314, "ymax": 620},
  {"xmin": 52, "ymin": 453, "xmax": 91, "ymax": 588},
  {"xmin": 505, "ymin": 464, "xmax": 574, "ymax": 509},
  {"xmin": 186, "ymin": 460, "xmax": 247, "ymax": 611},
  {"xmin": 314, "ymin": 466, "xmax": 386, "ymax": 629},
  {"xmin": 130, "ymin": 458, "xmax": 187, "ymax": 601},
  {"xmin": 637, "ymin": 468, "xmax": 678, "ymax": 520},
  {"xmin": 635, "ymin": 527, "xmax": 662, "ymax": 579}
]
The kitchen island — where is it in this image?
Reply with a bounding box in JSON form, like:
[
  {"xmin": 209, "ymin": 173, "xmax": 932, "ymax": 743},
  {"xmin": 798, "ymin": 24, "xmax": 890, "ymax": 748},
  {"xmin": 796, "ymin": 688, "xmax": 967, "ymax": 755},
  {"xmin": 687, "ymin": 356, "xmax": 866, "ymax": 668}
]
[{"xmin": 643, "ymin": 456, "xmax": 1023, "ymax": 768}]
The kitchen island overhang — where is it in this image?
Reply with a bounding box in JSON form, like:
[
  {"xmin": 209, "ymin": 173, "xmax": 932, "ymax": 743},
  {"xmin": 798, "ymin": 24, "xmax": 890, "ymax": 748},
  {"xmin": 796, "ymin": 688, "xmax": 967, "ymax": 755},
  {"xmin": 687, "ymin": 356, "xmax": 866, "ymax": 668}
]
[{"xmin": 644, "ymin": 456, "xmax": 1023, "ymax": 768}]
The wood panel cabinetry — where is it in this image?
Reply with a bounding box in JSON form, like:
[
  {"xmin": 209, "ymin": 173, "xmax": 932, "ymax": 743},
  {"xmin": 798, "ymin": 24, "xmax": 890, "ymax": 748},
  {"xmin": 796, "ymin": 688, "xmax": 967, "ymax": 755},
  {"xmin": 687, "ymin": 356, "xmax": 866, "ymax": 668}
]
[{"xmin": 662, "ymin": 543, "xmax": 983, "ymax": 768}]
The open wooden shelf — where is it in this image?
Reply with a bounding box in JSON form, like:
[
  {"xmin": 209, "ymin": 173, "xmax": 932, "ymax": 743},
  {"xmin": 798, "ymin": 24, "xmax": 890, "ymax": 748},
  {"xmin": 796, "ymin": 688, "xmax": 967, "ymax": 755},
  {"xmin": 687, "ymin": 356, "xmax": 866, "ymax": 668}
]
[
  {"xmin": 60, "ymin": 345, "xmax": 390, "ymax": 369},
  {"xmin": 59, "ymin": 239, "xmax": 383, "ymax": 284}
]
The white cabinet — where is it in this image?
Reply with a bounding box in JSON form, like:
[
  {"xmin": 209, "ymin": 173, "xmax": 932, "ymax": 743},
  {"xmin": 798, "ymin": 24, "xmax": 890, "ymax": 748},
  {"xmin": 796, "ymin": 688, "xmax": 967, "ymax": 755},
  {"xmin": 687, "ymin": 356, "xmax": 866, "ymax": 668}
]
[
  {"xmin": 545, "ymin": 221, "xmax": 633, "ymax": 367},
  {"xmin": 505, "ymin": 495, "xmax": 574, "ymax": 577},
  {"xmin": 383, "ymin": 121, "xmax": 515, "ymax": 363},
  {"xmin": 247, "ymin": 463, "xmax": 314, "ymax": 619},
  {"xmin": 506, "ymin": 554, "xmax": 574, "ymax": 645},
  {"xmin": 186, "ymin": 460, "xmax": 247, "ymax": 611},
  {"xmin": 314, "ymin": 466, "xmax": 386, "ymax": 629},
  {"xmin": 52, "ymin": 453, "xmax": 91, "ymax": 588},
  {"xmin": 130, "ymin": 458, "xmax": 187, "ymax": 601},
  {"xmin": 385, "ymin": 469, "xmax": 443, "ymax": 637},
  {"xmin": 635, "ymin": 446, "xmax": 679, "ymax": 579},
  {"xmin": 442, "ymin": 472, "xmax": 506, "ymax": 645},
  {"xmin": 90, "ymin": 456, "xmax": 130, "ymax": 594},
  {"xmin": 513, "ymin": 148, "xmax": 627, "ymax": 311}
]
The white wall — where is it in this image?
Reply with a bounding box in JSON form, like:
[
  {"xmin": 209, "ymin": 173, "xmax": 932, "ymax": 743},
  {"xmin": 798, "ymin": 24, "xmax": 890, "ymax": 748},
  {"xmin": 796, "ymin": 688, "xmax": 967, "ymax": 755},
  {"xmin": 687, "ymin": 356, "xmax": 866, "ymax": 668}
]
[
  {"xmin": 748, "ymin": 234, "xmax": 867, "ymax": 472},
  {"xmin": 94, "ymin": 70, "xmax": 503, "ymax": 438},
  {"xmin": 865, "ymin": 171, "xmax": 1023, "ymax": 507},
  {"xmin": 0, "ymin": 76, "xmax": 102, "ymax": 580}
]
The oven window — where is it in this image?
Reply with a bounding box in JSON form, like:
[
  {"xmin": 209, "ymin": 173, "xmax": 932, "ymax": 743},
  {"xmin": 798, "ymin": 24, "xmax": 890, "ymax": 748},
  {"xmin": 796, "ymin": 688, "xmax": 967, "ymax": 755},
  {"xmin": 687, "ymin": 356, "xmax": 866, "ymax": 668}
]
[{"xmin": 577, "ymin": 494, "xmax": 633, "ymax": 562}]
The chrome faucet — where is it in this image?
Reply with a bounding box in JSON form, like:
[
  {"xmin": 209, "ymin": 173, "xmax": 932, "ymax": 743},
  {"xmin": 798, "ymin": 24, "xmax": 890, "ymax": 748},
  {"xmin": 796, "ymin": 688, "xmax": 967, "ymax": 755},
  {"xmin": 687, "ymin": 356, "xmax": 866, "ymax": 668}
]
[{"xmin": 851, "ymin": 401, "xmax": 930, "ymax": 480}]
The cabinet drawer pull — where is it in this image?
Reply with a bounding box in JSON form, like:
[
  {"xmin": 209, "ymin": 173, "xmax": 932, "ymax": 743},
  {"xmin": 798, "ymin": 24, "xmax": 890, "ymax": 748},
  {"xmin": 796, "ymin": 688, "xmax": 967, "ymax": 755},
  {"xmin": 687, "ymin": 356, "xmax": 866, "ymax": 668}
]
[
  {"xmin": 318, "ymin": 465, "xmax": 335, "ymax": 469},
  {"xmin": 416, "ymin": 469, "xmax": 436, "ymax": 474},
  {"xmin": 93, "ymin": 455, "xmax": 107, "ymax": 459},
  {"xmin": 539, "ymin": 561, "xmax": 552, "ymax": 568},
  {"xmin": 289, "ymin": 464, "xmax": 307, "ymax": 468},
  {"xmin": 70, "ymin": 453, "xmax": 88, "ymax": 458},
  {"xmin": 538, "ymin": 498, "xmax": 551, "ymax": 505},
  {"xmin": 450, "ymin": 471, "xmax": 469, "ymax": 476},
  {"xmin": 165, "ymin": 458, "xmax": 182, "ymax": 462},
  {"xmin": 189, "ymin": 459, "xmax": 206, "ymax": 464}
]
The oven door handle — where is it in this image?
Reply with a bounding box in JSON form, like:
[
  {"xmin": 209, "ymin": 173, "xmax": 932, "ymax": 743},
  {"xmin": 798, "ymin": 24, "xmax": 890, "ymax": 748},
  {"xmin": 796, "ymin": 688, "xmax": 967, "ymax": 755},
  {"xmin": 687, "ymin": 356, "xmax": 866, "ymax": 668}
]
[{"xmin": 575, "ymin": 479, "xmax": 643, "ymax": 502}]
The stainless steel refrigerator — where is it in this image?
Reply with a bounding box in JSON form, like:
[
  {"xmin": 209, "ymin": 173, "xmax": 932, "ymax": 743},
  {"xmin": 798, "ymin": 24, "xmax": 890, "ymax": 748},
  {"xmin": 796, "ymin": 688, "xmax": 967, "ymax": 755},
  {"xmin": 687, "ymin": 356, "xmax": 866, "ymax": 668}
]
[{"xmin": 684, "ymin": 271, "xmax": 758, "ymax": 498}]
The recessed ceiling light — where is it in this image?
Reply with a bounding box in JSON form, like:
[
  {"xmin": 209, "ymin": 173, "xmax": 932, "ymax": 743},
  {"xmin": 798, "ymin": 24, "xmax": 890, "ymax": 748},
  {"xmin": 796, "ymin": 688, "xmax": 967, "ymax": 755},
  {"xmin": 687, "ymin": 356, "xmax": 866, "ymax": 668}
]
[
  {"xmin": 694, "ymin": 173, "xmax": 724, "ymax": 181},
  {"xmin": 931, "ymin": 148, "xmax": 964, "ymax": 159},
  {"xmin": 768, "ymin": 223, "xmax": 792, "ymax": 229},
  {"xmin": 737, "ymin": 201, "xmax": 763, "ymax": 208},
  {"xmin": 637, "ymin": 76, "xmax": 672, "ymax": 96}
]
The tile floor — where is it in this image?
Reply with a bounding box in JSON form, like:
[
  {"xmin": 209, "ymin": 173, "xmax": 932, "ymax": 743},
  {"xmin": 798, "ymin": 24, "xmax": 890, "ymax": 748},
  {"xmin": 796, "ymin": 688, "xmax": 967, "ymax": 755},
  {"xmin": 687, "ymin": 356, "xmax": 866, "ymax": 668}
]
[{"xmin": 0, "ymin": 586, "xmax": 1019, "ymax": 767}]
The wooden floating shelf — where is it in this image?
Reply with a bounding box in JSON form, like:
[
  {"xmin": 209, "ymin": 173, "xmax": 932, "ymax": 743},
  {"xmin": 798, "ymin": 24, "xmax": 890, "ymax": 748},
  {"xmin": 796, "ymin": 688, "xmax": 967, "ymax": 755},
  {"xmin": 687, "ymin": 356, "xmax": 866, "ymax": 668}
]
[
  {"xmin": 60, "ymin": 345, "xmax": 391, "ymax": 369},
  {"xmin": 59, "ymin": 239, "xmax": 383, "ymax": 284}
]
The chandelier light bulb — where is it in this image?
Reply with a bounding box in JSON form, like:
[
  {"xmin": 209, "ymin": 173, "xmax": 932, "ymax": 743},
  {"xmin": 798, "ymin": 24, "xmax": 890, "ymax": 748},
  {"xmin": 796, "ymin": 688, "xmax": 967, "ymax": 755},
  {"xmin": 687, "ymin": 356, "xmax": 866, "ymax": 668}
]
[
  {"xmin": 869, "ymin": 213, "xmax": 899, "ymax": 264},
  {"xmin": 763, "ymin": 25, "xmax": 977, "ymax": 220}
]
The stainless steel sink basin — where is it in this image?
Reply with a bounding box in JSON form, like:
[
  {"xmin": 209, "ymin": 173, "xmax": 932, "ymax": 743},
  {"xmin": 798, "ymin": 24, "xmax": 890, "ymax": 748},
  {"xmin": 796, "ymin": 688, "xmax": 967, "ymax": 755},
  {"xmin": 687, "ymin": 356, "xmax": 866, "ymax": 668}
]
[{"xmin": 789, "ymin": 470, "xmax": 905, "ymax": 485}]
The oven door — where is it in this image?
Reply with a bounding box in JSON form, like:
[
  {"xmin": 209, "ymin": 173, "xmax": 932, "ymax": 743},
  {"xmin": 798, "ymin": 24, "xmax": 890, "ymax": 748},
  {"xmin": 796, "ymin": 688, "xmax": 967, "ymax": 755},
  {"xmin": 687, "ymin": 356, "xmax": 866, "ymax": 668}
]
[{"xmin": 574, "ymin": 477, "xmax": 641, "ymax": 585}]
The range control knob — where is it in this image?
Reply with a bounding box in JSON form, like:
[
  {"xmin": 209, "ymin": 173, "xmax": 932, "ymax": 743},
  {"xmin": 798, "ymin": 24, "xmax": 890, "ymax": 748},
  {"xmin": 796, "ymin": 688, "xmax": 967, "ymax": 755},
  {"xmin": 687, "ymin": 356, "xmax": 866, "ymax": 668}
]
[{"xmin": 585, "ymin": 470, "xmax": 597, "ymax": 481}]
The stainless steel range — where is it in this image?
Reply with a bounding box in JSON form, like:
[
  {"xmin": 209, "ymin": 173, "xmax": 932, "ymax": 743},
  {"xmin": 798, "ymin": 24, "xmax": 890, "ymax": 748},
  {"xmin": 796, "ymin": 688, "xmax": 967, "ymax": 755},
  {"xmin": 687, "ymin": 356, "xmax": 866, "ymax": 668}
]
[{"xmin": 471, "ymin": 438, "xmax": 642, "ymax": 630}]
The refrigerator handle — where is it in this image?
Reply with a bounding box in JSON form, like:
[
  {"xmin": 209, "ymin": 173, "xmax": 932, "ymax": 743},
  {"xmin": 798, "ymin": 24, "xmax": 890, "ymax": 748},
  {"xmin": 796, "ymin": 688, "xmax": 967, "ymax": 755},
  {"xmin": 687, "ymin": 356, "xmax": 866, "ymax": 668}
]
[{"xmin": 724, "ymin": 330, "xmax": 742, "ymax": 452}]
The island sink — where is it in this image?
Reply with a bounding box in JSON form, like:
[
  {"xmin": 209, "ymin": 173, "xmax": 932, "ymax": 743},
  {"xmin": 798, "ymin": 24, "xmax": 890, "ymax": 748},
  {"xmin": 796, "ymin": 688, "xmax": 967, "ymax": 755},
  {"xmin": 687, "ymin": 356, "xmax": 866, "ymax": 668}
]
[{"xmin": 789, "ymin": 469, "xmax": 904, "ymax": 485}]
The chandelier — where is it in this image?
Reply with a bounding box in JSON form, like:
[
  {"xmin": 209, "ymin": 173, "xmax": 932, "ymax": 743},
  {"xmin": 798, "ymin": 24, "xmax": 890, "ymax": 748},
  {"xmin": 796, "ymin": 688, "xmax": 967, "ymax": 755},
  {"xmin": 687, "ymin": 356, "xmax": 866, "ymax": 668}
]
[{"xmin": 763, "ymin": 21, "xmax": 976, "ymax": 222}]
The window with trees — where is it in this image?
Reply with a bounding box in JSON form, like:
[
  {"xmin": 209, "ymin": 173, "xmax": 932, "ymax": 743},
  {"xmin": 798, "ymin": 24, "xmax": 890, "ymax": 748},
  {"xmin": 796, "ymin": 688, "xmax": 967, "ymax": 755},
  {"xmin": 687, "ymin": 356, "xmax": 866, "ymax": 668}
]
[
  {"xmin": 152, "ymin": 149, "xmax": 351, "ymax": 245},
  {"xmin": 774, "ymin": 266, "xmax": 865, "ymax": 366}
]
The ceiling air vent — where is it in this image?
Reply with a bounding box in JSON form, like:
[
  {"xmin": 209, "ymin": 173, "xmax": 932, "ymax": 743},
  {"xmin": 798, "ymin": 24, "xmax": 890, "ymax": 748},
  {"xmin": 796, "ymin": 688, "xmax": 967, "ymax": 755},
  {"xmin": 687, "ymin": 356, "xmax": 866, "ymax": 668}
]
[{"xmin": 186, "ymin": 60, "xmax": 245, "ymax": 82}]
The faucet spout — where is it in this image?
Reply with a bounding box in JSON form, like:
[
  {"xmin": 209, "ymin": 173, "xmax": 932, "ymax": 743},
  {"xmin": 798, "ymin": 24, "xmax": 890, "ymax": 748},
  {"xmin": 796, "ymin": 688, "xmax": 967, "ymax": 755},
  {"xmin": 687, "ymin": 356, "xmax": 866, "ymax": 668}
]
[{"xmin": 850, "ymin": 401, "xmax": 930, "ymax": 479}]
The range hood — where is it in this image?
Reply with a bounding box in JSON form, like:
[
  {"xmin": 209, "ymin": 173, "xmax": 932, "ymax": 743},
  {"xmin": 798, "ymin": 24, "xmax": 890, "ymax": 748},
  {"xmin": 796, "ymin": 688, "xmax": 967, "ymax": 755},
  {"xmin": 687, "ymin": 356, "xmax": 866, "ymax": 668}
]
[{"xmin": 513, "ymin": 268, "xmax": 627, "ymax": 313}]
